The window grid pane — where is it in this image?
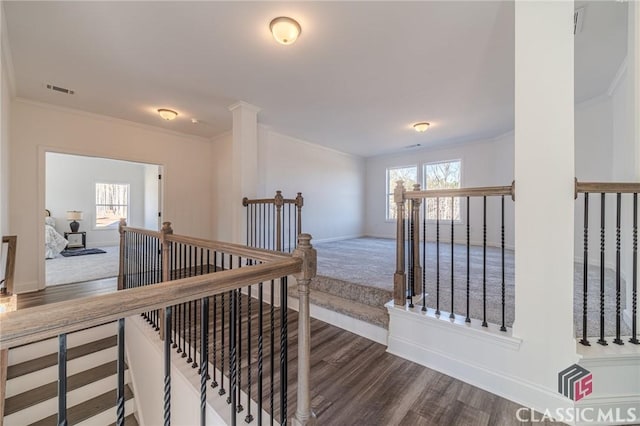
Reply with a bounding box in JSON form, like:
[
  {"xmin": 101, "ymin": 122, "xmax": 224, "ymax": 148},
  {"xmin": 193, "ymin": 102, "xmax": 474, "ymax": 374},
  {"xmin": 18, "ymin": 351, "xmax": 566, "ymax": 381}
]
[
  {"xmin": 96, "ymin": 183, "xmax": 129, "ymax": 228},
  {"xmin": 424, "ymin": 160, "xmax": 461, "ymax": 220},
  {"xmin": 386, "ymin": 166, "xmax": 417, "ymax": 220}
]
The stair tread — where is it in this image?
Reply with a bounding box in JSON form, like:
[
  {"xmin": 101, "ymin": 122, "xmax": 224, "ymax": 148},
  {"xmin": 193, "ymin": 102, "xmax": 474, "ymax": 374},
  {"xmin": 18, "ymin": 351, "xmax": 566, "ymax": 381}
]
[
  {"xmin": 304, "ymin": 289, "xmax": 389, "ymax": 328},
  {"xmin": 108, "ymin": 414, "xmax": 138, "ymax": 426},
  {"xmin": 28, "ymin": 384, "xmax": 134, "ymax": 426},
  {"xmin": 5, "ymin": 360, "xmax": 126, "ymax": 415},
  {"xmin": 8, "ymin": 336, "xmax": 117, "ymax": 379}
]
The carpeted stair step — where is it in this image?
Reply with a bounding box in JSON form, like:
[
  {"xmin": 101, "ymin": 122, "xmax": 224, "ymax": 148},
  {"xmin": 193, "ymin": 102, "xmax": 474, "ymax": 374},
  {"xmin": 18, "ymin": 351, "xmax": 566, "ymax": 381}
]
[
  {"xmin": 293, "ymin": 288, "xmax": 389, "ymax": 328},
  {"xmin": 28, "ymin": 385, "xmax": 135, "ymax": 426},
  {"xmin": 310, "ymin": 275, "xmax": 393, "ymax": 307},
  {"xmin": 4, "ymin": 360, "xmax": 126, "ymax": 416}
]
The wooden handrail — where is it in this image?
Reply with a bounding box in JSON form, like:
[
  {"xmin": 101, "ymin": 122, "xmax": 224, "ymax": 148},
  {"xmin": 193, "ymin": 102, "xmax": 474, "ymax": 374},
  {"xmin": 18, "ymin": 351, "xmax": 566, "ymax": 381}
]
[
  {"xmin": 0, "ymin": 257, "xmax": 302, "ymax": 350},
  {"xmin": 165, "ymin": 234, "xmax": 293, "ymax": 263},
  {"xmin": 242, "ymin": 190, "xmax": 303, "ymax": 207},
  {"xmin": 119, "ymin": 226, "xmax": 160, "ymax": 238},
  {"xmin": 404, "ymin": 182, "xmax": 515, "ymax": 200},
  {"xmin": 575, "ymin": 180, "xmax": 640, "ymax": 198}
]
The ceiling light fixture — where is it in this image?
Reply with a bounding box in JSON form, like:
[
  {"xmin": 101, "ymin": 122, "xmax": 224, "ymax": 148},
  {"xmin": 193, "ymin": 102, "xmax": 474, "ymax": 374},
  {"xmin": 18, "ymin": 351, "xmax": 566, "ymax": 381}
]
[
  {"xmin": 413, "ymin": 122, "xmax": 430, "ymax": 132},
  {"xmin": 157, "ymin": 109, "xmax": 178, "ymax": 121},
  {"xmin": 270, "ymin": 17, "xmax": 301, "ymax": 45}
]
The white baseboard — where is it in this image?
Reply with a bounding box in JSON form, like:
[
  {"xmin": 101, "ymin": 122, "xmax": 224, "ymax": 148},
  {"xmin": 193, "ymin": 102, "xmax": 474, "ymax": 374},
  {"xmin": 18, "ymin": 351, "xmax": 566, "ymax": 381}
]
[
  {"xmin": 311, "ymin": 234, "xmax": 365, "ymax": 244},
  {"xmin": 13, "ymin": 280, "xmax": 39, "ymax": 294},
  {"xmin": 287, "ymin": 296, "xmax": 388, "ymax": 345}
]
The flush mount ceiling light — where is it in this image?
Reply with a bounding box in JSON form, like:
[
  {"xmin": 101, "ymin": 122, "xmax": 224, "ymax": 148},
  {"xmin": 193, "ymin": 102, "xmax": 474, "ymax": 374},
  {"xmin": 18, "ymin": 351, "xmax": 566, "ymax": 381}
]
[
  {"xmin": 413, "ymin": 122, "xmax": 430, "ymax": 132},
  {"xmin": 157, "ymin": 109, "xmax": 178, "ymax": 121},
  {"xmin": 269, "ymin": 17, "xmax": 301, "ymax": 45}
]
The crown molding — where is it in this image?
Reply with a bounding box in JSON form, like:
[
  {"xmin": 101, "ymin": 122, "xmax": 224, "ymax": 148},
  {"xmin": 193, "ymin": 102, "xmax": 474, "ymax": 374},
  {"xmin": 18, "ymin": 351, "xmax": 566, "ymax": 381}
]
[
  {"xmin": 15, "ymin": 98, "xmax": 211, "ymax": 142},
  {"xmin": 228, "ymin": 100, "xmax": 261, "ymax": 114}
]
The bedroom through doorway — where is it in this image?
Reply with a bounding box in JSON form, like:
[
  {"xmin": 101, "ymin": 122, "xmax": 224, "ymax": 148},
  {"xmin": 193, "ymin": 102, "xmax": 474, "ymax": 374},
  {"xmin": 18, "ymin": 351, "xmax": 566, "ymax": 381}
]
[{"xmin": 45, "ymin": 152, "xmax": 162, "ymax": 287}]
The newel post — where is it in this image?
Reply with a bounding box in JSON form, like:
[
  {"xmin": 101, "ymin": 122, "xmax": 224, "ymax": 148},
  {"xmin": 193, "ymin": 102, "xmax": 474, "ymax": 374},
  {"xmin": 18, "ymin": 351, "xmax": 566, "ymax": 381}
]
[
  {"xmin": 411, "ymin": 184, "xmax": 423, "ymax": 298},
  {"xmin": 275, "ymin": 191, "xmax": 284, "ymax": 251},
  {"xmin": 159, "ymin": 222, "xmax": 173, "ymax": 341},
  {"xmin": 394, "ymin": 181, "xmax": 407, "ymax": 306},
  {"xmin": 292, "ymin": 233, "xmax": 317, "ymax": 426},
  {"xmin": 117, "ymin": 219, "xmax": 127, "ymax": 291}
]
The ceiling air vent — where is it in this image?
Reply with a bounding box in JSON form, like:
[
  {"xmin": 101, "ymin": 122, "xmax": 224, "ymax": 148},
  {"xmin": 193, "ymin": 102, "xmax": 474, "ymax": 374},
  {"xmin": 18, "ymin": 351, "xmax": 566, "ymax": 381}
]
[
  {"xmin": 574, "ymin": 7, "xmax": 585, "ymax": 35},
  {"xmin": 46, "ymin": 84, "xmax": 74, "ymax": 95},
  {"xmin": 405, "ymin": 143, "xmax": 422, "ymax": 149}
]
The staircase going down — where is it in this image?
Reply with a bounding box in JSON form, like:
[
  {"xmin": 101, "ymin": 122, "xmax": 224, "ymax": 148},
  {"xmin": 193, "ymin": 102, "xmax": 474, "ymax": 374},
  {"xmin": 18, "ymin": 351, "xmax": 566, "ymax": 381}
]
[{"xmin": 3, "ymin": 323, "xmax": 138, "ymax": 426}]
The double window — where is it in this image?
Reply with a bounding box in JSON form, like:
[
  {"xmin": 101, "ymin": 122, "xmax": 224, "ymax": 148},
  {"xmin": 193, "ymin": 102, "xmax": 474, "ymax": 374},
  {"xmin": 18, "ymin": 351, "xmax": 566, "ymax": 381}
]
[
  {"xmin": 386, "ymin": 160, "xmax": 461, "ymax": 221},
  {"xmin": 95, "ymin": 182, "xmax": 129, "ymax": 228}
]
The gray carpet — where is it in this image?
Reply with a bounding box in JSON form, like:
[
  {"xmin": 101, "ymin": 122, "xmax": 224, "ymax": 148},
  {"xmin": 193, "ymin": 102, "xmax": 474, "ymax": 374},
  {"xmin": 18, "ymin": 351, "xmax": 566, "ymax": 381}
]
[
  {"xmin": 46, "ymin": 245, "xmax": 119, "ymax": 286},
  {"xmin": 314, "ymin": 237, "xmax": 631, "ymax": 338}
]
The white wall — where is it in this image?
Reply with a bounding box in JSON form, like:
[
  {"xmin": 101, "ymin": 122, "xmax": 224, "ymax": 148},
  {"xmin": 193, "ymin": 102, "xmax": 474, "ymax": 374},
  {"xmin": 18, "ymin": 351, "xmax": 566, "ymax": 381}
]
[
  {"xmin": 0, "ymin": 2, "xmax": 12, "ymax": 236},
  {"xmin": 10, "ymin": 100, "xmax": 214, "ymax": 293},
  {"xmin": 45, "ymin": 152, "xmax": 148, "ymax": 247},
  {"xmin": 211, "ymin": 131, "xmax": 233, "ymax": 243},
  {"xmin": 258, "ymin": 128, "xmax": 365, "ymax": 243},
  {"xmin": 365, "ymin": 133, "xmax": 515, "ymax": 248}
]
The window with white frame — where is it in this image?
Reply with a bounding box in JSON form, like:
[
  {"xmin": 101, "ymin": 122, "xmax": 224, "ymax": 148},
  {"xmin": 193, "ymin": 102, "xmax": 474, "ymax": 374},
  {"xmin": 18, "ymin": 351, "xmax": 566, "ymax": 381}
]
[
  {"xmin": 95, "ymin": 183, "xmax": 129, "ymax": 228},
  {"xmin": 424, "ymin": 160, "xmax": 461, "ymax": 221},
  {"xmin": 386, "ymin": 166, "xmax": 417, "ymax": 220}
]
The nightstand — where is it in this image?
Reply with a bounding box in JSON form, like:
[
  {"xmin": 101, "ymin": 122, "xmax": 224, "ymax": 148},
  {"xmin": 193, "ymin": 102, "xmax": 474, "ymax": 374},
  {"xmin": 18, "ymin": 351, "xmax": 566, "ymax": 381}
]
[{"xmin": 64, "ymin": 231, "xmax": 86, "ymax": 249}]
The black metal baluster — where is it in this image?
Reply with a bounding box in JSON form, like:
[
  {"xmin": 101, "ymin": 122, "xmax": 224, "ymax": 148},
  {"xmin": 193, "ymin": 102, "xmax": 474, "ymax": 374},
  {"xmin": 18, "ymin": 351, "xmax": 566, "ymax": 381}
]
[
  {"xmin": 422, "ymin": 200, "xmax": 427, "ymax": 312},
  {"xmin": 228, "ymin": 287, "xmax": 233, "ymax": 405},
  {"xmin": 450, "ymin": 196, "xmax": 455, "ymax": 320},
  {"xmin": 482, "ymin": 196, "xmax": 488, "ymax": 328},
  {"xmin": 193, "ymin": 298, "xmax": 199, "ymax": 368},
  {"xmin": 212, "ymin": 294, "xmax": 219, "ymax": 389},
  {"xmin": 631, "ymin": 193, "xmax": 639, "ymax": 344},
  {"xmin": 270, "ymin": 279, "xmax": 275, "ymax": 426},
  {"xmin": 116, "ymin": 318, "xmax": 125, "ymax": 425},
  {"xmin": 466, "ymin": 197, "xmax": 471, "ymax": 323},
  {"xmin": 237, "ymin": 261, "xmax": 244, "ymax": 413},
  {"xmin": 58, "ymin": 333, "xmax": 68, "ymax": 426},
  {"xmin": 200, "ymin": 297, "xmax": 209, "ymax": 426},
  {"xmin": 230, "ymin": 290, "xmax": 238, "ymax": 426},
  {"xmin": 280, "ymin": 277, "xmax": 288, "ymax": 425},
  {"xmin": 581, "ymin": 193, "xmax": 591, "ymax": 345},
  {"xmin": 614, "ymin": 193, "xmax": 623, "ymax": 345},
  {"xmin": 436, "ymin": 197, "xmax": 441, "ymax": 316},
  {"xmin": 187, "ymin": 299, "xmax": 193, "ymax": 363},
  {"xmin": 245, "ymin": 284, "xmax": 254, "ymax": 423},
  {"xmin": 500, "ymin": 195, "xmax": 506, "ymax": 332},
  {"xmin": 598, "ymin": 193, "xmax": 608, "ymax": 346},
  {"xmin": 220, "ymin": 290, "xmax": 226, "ymax": 396},
  {"xmin": 258, "ymin": 282, "xmax": 264, "ymax": 425},
  {"xmin": 408, "ymin": 199, "xmax": 414, "ymax": 307},
  {"xmin": 164, "ymin": 307, "xmax": 172, "ymax": 426}
]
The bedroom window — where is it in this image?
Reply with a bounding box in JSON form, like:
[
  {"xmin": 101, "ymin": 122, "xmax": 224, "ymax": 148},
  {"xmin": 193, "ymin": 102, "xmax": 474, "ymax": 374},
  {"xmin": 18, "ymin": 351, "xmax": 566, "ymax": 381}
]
[
  {"xmin": 95, "ymin": 183, "xmax": 129, "ymax": 228},
  {"xmin": 386, "ymin": 165, "xmax": 417, "ymax": 220},
  {"xmin": 424, "ymin": 160, "xmax": 461, "ymax": 221}
]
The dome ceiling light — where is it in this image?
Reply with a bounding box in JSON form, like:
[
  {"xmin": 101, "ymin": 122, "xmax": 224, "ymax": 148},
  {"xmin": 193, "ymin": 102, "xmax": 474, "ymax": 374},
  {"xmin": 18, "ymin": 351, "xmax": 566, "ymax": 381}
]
[
  {"xmin": 269, "ymin": 17, "xmax": 301, "ymax": 45},
  {"xmin": 157, "ymin": 108, "xmax": 178, "ymax": 121},
  {"xmin": 413, "ymin": 122, "xmax": 430, "ymax": 132}
]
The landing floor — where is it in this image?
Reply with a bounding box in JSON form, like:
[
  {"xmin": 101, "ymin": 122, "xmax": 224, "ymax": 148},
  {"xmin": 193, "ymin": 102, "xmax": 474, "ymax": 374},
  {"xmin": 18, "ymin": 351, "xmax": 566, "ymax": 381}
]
[{"xmin": 16, "ymin": 280, "xmax": 563, "ymax": 426}]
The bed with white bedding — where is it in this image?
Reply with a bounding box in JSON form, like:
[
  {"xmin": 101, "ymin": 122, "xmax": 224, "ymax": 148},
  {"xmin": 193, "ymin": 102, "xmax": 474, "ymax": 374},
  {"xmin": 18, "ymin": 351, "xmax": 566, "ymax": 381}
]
[{"xmin": 45, "ymin": 211, "xmax": 68, "ymax": 259}]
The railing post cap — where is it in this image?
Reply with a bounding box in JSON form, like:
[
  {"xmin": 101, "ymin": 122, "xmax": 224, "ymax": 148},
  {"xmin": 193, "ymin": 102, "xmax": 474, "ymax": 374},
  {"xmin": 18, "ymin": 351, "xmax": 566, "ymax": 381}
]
[
  {"xmin": 294, "ymin": 234, "xmax": 316, "ymax": 280},
  {"xmin": 118, "ymin": 218, "xmax": 127, "ymax": 234},
  {"xmin": 161, "ymin": 222, "xmax": 173, "ymax": 234}
]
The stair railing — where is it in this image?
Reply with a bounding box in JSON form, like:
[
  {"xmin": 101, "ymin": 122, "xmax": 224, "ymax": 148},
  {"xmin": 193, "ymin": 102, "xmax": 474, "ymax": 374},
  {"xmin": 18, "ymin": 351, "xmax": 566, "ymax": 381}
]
[
  {"xmin": 243, "ymin": 191, "xmax": 303, "ymax": 252},
  {"xmin": 0, "ymin": 235, "xmax": 17, "ymax": 426},
  {"xmin": 1, "ymin": 227, "xmax": 317, "ymax": 426},
  {"xmin": 393, "ymin": 180, "xmax": 516, "ymax": 331},
  {"xmin": 574, "ymin": 179, "xmax": 640, "ymax": 346}
]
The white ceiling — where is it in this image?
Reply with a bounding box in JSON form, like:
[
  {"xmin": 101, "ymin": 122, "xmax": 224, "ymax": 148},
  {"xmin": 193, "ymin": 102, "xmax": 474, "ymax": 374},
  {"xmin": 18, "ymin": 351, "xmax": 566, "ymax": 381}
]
[{"xmin": 3, "ymin": 1, "xmax": 628, "ymax": 157}]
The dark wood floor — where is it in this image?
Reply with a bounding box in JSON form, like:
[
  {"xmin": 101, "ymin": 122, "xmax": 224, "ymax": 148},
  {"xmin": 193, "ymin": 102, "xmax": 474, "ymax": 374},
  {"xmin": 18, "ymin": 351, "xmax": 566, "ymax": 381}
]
[{"xmin": 15, "ymin": 280, "xmax": 563, "ymax": 425}]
